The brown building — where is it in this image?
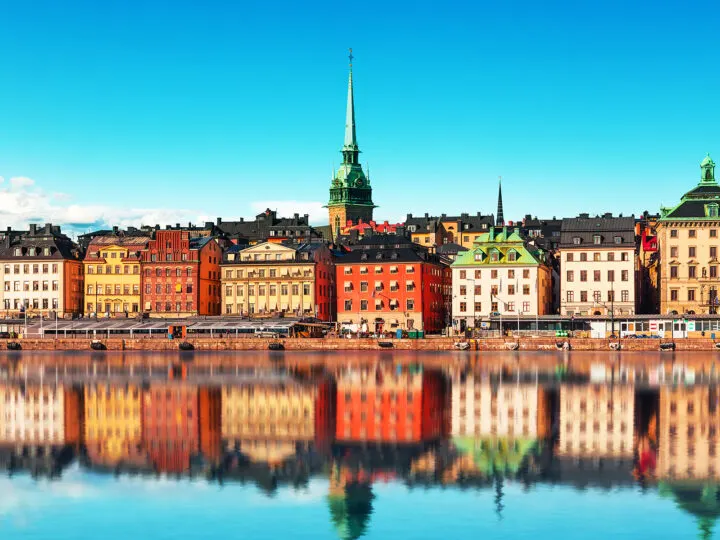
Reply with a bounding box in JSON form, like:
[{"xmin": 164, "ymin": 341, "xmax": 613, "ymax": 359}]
[{"xmin": 140, "ymin": 230, "xmax": 222, "ymax": 317}]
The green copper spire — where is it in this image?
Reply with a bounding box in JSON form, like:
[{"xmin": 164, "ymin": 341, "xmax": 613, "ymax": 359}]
[
  {"xmin": 343, "ymin": 48, "xmax": 359, "ymax": 165},
  {"xmin": 701, "ymin": 153, "xmax": 716, "ymax": 184}
]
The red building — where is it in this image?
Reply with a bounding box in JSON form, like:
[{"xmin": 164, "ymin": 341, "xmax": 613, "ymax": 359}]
[
  {"xmin": 142, "ymin": 384, "xmax": 221, "ymax": 474},
  {"xmin": 140, "ymin": 229, "xmax": 222, "ymax": 317},
  {"xmin": 335, "ymin": 367, "xmax": 445, "ymax": 443},
  {"xmin": 335, "ymin": 235, "xmax": 450, "ymax": 333}
]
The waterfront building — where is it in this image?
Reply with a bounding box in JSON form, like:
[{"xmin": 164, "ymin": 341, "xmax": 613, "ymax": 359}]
[
  {"xmin": 636, "ymin": 212, "xmax": 660, "ymax": 313},
  {"xmin": 140, "ymin": 230, "xmax": 222, "ymax": 317},
  {"xmin": 327, "ymin": 53, "xmax": 376, "ymax": 239},
  {"xmin": 559, "ymin": 214, "xmax": 637, "ymax": 317},
  {"xmin": 557, "ymin": 384, "xmax": 635, "ymax": 457},
  {"xmin": 84, "ymin": 384, "xmax": 143, "ymax": 466},
  {"xmin": 335, "ymin": 235, "xmax": 450, "ymax": 333},
  {"xmin": 519, "ymin": 215, "xmax": 563, "ymax": 251},
  {"xmin": 0, "ymin": 224, "xmax": 83, "ymax": 318},
  {"xmin": 142, "ymin": 384, "xmax": 221, "ymax": 473},
  {"xmin": 0, "ymin": 384, "xmax": 81, "ymax": 446},
  {"xmin": 220, "ymin": 241, "xmax": 336, "ymax": 320},
  {"xmin": 214, "ymin": 209, "xmax": 325, "ymax": 246},
  {"xmin": 657, "ymin": 155, "xmax": 720, "ymax": 315},
  {"xmin": 83, "ymin": 232, "xmax": 151, "ymax": 316},
  {"xmin": 221, "ymin": 377, "xmax": 334, "ymax": 464},
  {"xmin": 451, "ymin": 226, "xmax": 553, "ymax": 329},
  {"xmin": 658, "ymin": 386, "xmax": 720, "ymax": 480},
  {"xmin": 335, "ymin": 366, "xmax": 445, "ymax": 443},
  {"xmin": 450, "ymin": 373, "xmax": 550, "ymax": 439},
  {"xmin": 405, "ymin": 212, "xmax": 495, "ymax": 250}
]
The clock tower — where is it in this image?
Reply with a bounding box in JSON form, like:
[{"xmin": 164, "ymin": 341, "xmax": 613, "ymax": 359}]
[{"xmin": 327, "ymin": 50, "xmax": 376, "ymax": 239}]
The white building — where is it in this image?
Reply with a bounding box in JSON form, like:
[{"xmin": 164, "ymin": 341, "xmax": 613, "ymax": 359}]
[
  {"xmin": 0, "ymin": 385, "xmax": 67, "ymax": 445},
  {"xmin": 451, "ymin": 227, "xmax": 553, "ymax": 330},
  {"xmin": 559, "ymin": 215, "xmax": 637, "ymax": 317}
]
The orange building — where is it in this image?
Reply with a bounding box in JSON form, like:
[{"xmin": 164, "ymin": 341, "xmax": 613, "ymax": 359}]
[
  {"xmin": 142, "ymin": 384, "xmax": 221, "ymax": 473},
  {"xmin": 335, "ymin": 367, "xmax": 444, "ymax": 443}
]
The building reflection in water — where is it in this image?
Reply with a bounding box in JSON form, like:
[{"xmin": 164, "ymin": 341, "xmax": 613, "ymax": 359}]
[{"xmin": 10, "ymin": 358, "xmax": 720, "ymax": 538}]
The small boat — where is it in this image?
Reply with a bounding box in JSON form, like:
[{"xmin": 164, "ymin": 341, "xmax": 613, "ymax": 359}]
[
  {"xmin": 609, "ymin": 342, "xmax": 621, "ymax": 351},
  {"xmin": 6, "ymin": 342, "xmax": 21, "ymax": 351},
  {"xmin": 90, "ymin": 340, "xmax": 106, "ymax": 351},
  {"xmin": 378, "ymin": 341, "xmax": 394, "ymax": 349},
  {"xmin": 453, "ymin": 341, "xmax": 471, "ymax": 351},
  {"xmin": 556, "ymin": 341, "xmax": 571, "ymax": 351},
  {"xmin": 715, "ymin": 342, "xmax": 720, "ymax": 350},
  {"xmin": 179, "ymin": 341, "xmax": 194, "ymax": 351},
  {"xmin": 660, "ymin": 342, "xmax": 676, "ymax": 351},
  {"xmin": 268, "ymin": 341, "xmax": 284, "ymax": 351},
  {"xmin": 505, "ymin": 342, "xmax": 519, "ymax": 351}
]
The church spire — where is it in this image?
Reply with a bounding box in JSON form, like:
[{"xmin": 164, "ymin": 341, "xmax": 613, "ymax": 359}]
[
  {"xmin": 342, "ymin": 48, "xmax": 359, "ymax": 165},
  {"xmin": 496, "ymin": 176, "xmax": 505, "ymax": 226}
]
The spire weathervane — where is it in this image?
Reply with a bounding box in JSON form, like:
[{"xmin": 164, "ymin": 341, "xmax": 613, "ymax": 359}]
[{"xmin": 349, "ymin": 48, "xmax": 354, "ymax": 68}]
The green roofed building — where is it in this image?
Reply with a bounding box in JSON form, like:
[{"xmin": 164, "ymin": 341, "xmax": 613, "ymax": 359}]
[
  {"xmin": 450, "ymin": 226, "xmax": 553, "ymax": 330},
  {"xmin": 657, "ymin": 154, "xmax": 720, "ymax": 315}
]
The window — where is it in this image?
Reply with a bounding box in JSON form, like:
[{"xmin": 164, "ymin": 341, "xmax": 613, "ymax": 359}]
[
  {"xmin": 474, "ymin": 302, "xmax": 482, "ymax": 312},
  {"xmin": 580, "ymin": 270, "xmax": 587, "ymax": 282},
  {"xmin": 474, "ymin": 285, "xmax": 481, "ymax": 295},
  {"xmin": 523, "ymin": 285, "xmax": 530, "ymax": 295},
  {"xmin": 621, "ymin": 270, "xmax": 629, "ymax": 281},
  {"xmin": 670, "ymin": 246, "xmax": 678, "ymax": 258},
  {"xmin": 670, "ymin": 266, "xmax": 678, "ymax": 278},
  {"xmin": 608, "ymin": 290, "xmax": 614, "ymax": 302},
  {"xmin": 566, "ymin": 291, "xmax": 574, "ymax": 302},
  {"xmin": 459, "ymin": 270, "xmax": 466, "ymax": 279},
  {"xmin": 689, "ymin": 265, "xmax": 697, "ymax": 279},
  {"xmin": 607, "ymin": 252, "xmax": 614, "ymax": 262},
  {"xmin": 593, "ymin": 290, "xmax": 601, "ymax": 302},
  {"xmin": 621, "ymin": 290, "xmax": 629, "ymax": 302},
  {"xmin": 490, "ymin": 251, "xmax": 499, "ymax": 262},
  {"xmin": 620, "ymin": 252, "xmax": 628, "ymax": 261},
  {"xmin": 573, "ymin": 237, "xmax": 581, "ymax": 245},
  {"xmin": 580, "ymin": 291, "xmax": 588, "ymax": 302},
  {"xmin": 344, "ymin": 300, "xmax": 352, "ymax": 310},
  {"xmin": 566, "ymin": 253, "xmax": 574, "ymax": 262},
  {"xmin": 566, "ymin": 271, "xmax": 574, "ymax": 282},
  {"xmin": 712, "ymin": 230, "xmax": 718, "ymax": 238},
  {"xmin": 593, "ymin": 235, "xmax": 601, "ymax": 245},
  {"xmin": 712, "ymin": 266, "xmax": 718, "ymax": 278},
  {"xmin": 712, "ymin": 247, "xmax": 718, "ymax": 259},
  {"xmin": 508, "ymin": 269, "xmax": 515, "ymax": 279},
  {"xmin": 580, "ymin": 253, "xmax": 587, "ymax": 262},
  {"xmin": 459, "ymin": 302, "xmax": 467, "ymax": 312},
  {"xmin": 360, "ymin": 282, "xmax": 368, "ymax": 292},
  {"xmin": 360, "ymin": 300, "xmax": 368, "ymax": 311},
  {"xmin": 491, "ymin": 270, "xmax": 498, "ymax": 279},
  {"xmin": 670, "ymin": 289, "xmax": 678, "ymax": 301},
  {"xmin": 689, "ymin": 229, "xmax": 696, "ymax": 238},
  {"xmin": 459, "ymin": 286, "xmax": 466, "ymax": 296},
  {"xmin": 607, "ymin": 270, "xmax": 615, "ymax": 282},
  {"xmin": 593, "ymin": 252, "xmax": 601, "ymax": 261},
  {"xmin": 406, "ymin": 299, "xmax": 415, "ymax": 310},
  {"xmin": 688, "ymin": 289, "xmax": 696, "ymax": 301},
  {"xmin": 614, "ymin": 236, "xmax": 623, "ymax": 244},
  {"xmin": 523, "ymin": 269, "xmax": 530, "ymax": 279},
  {"xmin": 507, "ymin": 251, "xmax": 517, "ymax": 262},
  {"xmin": 406, "ymin": 265, "xmax": 415, "ymax": 273},
  {"xmin": 689, "ymin": 246, "xmax": 697, "ymax": 258}
]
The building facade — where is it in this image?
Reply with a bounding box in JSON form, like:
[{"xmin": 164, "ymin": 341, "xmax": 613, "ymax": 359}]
[
  {"xmin": 83, "ymin": 233, "xmax": 151, "ymax": 316},
  {"xmin": 559, "ymin": 215, "xmax": 637, "ymax": 317},
  {"xmin": 0, "ymin": 224, "xmax": 83, "ymax": 318},
  {"xmin": 335, "ymin": 235, "xmax": 450, "ymax": 333},
  {"xmin": 451, "ymin": 226, "xmax": 553, "ymax": 329},
  {"xmin": 405, "ymin": 212, "xmax": 494, "ymax": 250},
  {"xmin": 140, "ymin": 230, "xmax": 222, "ymax": 317},
  {"xmin": 657, "ymin": 155, "xmax": 720, "ymax": 315},
  {"xmin": 335, "ymin": 367, "xmax": 444, "ymax": 443},
  {"xmin": 221, "ymin": 242, "xmax": 336, "ymax": 320},
  {"xmin": 327, "ymin": 55, "xmax": 375, "ymax": 239}
]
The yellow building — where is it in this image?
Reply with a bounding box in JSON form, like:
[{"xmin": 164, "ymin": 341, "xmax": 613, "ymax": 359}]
[
  {"xmin": 83, "ymin": 234, "xmax": 150, "ymax": 316},
  {"xmin": 84, "ymin": 384, "xmax": 143, "ymax": 465},
  {"xmin": 658, "ymin": 386, "xmax": 720, "ymax": 480},
  {"xmin": 221, "ymin": 380, "xmax": 317, "ymax": 464},
  {"xmin": 221, "ymin": 241, "xmax": 335, "ymax": 321},
  {"xmin": 405, "ymin": 213, "xmax": 494, "ymax": 250}
]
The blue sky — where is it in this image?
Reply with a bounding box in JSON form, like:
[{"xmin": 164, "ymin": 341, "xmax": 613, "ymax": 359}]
[{"xmin": 0, "ymin": 0, "xmax": 719, "ymax": 230}]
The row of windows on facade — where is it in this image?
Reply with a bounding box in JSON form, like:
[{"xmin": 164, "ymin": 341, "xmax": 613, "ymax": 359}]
[
  {"xmin": 224, "ymin": 304, "xmax": 314, "ymax": 314},
  {"xmin": 4, "ymin": 280, "xmax": 60, "ymax": 292},
  {"xmin": 2, "ymin": 430, "xmax": 62, "ymax": 441},
  {"xmin": 669, "ymin": 246, "xmax": 720, "ymax": 259},
  {"xmin": 344, "ymin": 281, "xmax": 416, "ymax": 293},
  {"xmin": 565, "ymin": 290, "xmax": 631, "ymax": 303},
  {"xmin": 344, "ymin": 265, "xmax": 416, "ymax": 275},
  {"xmin": 471, "ymin": 250, "xmax": 523, "ymax": 263},
  {"xmin": 565, "ymin": 421, "xmax": 630, "ymax": 434},
  {"xmin": 458, "ymin": 284, "xmax": 533, "ymax": 296},
  {"xmin": 343, "ymin": 411, "xmax": 416, "ymax": 423},
  {"xmin": 340, "ymin": 428, "xmax": 416, "ymax": 441},
  {"xmin": 87, "ymin": 264, "xmax": 140, "ymax": 275},
  {"xmin": 668, "ymin": 266, "xmax": 720, "ymax": 279},
  {"xmin": 86, "ymin": 303, "xmax": 140, "ymax": 313},
  {"xmin": 667, "ymin": 289, "xmax": 708, "ymax": 302},
  {"xmin": 224, "ymin": 268, "xmax": 316, "ymax": 279},
  {"xmin": 3, "ymin": 264, "xmax": 59, "ymax": 275},
  {"xmin": 571, "ymin": 235, "xmax": 626, "ymax": 245},
  {"xmin": 566, "ymin": 270, "xmax": 630, "ymax": 282},
  {"xmin": 3, "ymin": 298, "xmax": 59, "ymax": 310},
  {"xmin": 456, "ymin": 404, "xmax": 533, "ymax": 418},
  {"xmin": 147, "ymin": 252, "xmax": 199, "ymax": 262},
  {"xmin": 459, "ymin": 301, "xmax": 533, "ymax": 313},
  {"xmin": 2, "ymin": 412, "xmax": 59, "ymax": 422},
  {"xmin": 87, "ymin": 284, "xmax": 141, "ymax": 295},
  {"xmin": 565, "ymin": 252, "xmax": 631, "ymax": 262},
  {"xmin": 560, "ymin": 442, "xmax": 628, "ymax": 454},
  {"xmin": 86, "ymin": 427, "xmax": 141, "ymax": 439},
  {"xmin": 11, "ymin": 247, "xmax": 57, "ymax": 257},
  {"xmin": 669, "ymin": 228, "xmax": 719, "ymax": 238},
  {"xmin": 343, "ymin": 299, "xmax": 416, "ymax": 311},
  {"xmin": 225, "ymin": 284, "xmax": 312, "ymax": 297},
  {"xmin": 457, "ymin": 425, "xmax": 534, "ymax": 436},
  {"xmin": 458, "ymin": 269, "xmax": 532, "ymax": 280},
  {"xmin": 2, "ymin": 392, "xmax": 59, "ymax": 403}
]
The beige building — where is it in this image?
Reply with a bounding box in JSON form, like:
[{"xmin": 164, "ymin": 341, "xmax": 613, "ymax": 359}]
[
  {"xmin": 0, "ymin": 385, "xmax": 68, "ymax": 445},
  {"xmin": 658, "ymin": 155, "xmax": 720, "ymax": 314},
  {"xmin": 559, "ymin": 215, "xmax": 637, "ymax": 317},
  {"xmin": 450, "ymin": 373, "xmax": 549, "ymax": 439},
  {"xmin": 658, "ymin": 386, "xmax": 720, "ymax": 479},
  {"xmin": 558, "ymin": 384, "xmax": 635, "ymax": 457},
  {"xmin": 221, "ymin": 242, "xmax": 335, "ymax": 321}
]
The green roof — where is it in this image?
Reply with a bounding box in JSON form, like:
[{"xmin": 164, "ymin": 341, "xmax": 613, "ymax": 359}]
[
  {"xmin": 453, "ymin": 436, "xmax": 538, "ymax": 476},
  {"xmin": 452, "ymin": 226, "xmax": 545, "ymax": 267}
]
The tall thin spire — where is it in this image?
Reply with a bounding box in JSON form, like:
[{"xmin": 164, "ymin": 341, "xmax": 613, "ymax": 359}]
[
  {"xmin": 342, "ymin": 48, "xmax": 359, "ymax": 165},
  {"xmin": 496, "ymin": 176, "xmax": 504, "ymax": 226}
]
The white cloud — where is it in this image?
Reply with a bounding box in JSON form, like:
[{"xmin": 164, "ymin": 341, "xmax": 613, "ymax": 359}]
[{"xmin": 250, "ymin": 200, "xmax": 327, "ymax": 225}]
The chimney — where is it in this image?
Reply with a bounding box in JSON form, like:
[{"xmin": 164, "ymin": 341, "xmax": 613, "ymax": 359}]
[
  {"xmin": 44, "ymin": 223, "xmax": 52, "ymax": 233},
  {"xmin": 176, "ymin": 223, "xmax": 180, "ymax": 228},
  {"xmin": 579, "ymin": 213, "xmax": 590, "ymax": 219},
  {"xmin": 112, "ymin": 226, "xmax": 119, "ymax": 234},
  {"xmin": 29, "ymin": 224, "xmax": 37, "ymax": 235},
  {"xmin": 603, "ymin": 212, "xmax": 613, "ymax": 219},
  {"xmin": 424, "ymin": 213, "xmax": 429, "ymax": 219},
  {"xmin": 216, "ymin": 217, "xmax": 222, "ymax": 225}
]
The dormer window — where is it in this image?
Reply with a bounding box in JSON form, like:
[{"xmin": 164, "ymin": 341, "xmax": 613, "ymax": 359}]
[
  {"xmin": 13, "ymin": 248, "xmax": 21, "ymax": 256},
  {"xmin": 507, "ymin": 251, "xmax": 517, "ymax": 262},
  {"xmin": 573, "ymin": 237, "xmax": 582, "ymax": 245},
  {"xmin": 474, "ymin": 253, "xmax": 483, "ymax": 261},
  {"xmin": 490, "ymin": 250, "xmax": 500, "ymax": 262},
  {"xmin": 360, "ymin": 253, "xmax": 368, "ymax": 260},
  {"xmin": 614, "ymin": 236, "xmax": 623, "ymax": 244},
  {"xmin": 708, "ymin": 203, "xmax": 719, "ymax": 218},
  {"xmin": 43, "ymin": 247, "xmax": 50, "ymax": 256},
  {"xmin": 593, "ymin": 235, "xmax": 601, "ymax": 245}
]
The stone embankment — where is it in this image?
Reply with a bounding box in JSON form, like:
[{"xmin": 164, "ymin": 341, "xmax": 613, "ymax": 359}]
[{"xmin": 1, "ymin": 337, "xmax": 718, "ymax": 352}]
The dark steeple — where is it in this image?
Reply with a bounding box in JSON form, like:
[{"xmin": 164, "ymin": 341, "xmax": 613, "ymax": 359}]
[{"xmin": 496, "ymin": 177, "xmax": 504, "ymax": 226}]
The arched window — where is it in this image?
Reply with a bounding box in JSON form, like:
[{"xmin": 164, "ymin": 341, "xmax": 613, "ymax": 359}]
[{"xmin": 334, "ymin": 215, "xmax": 341, "ymax": 235}]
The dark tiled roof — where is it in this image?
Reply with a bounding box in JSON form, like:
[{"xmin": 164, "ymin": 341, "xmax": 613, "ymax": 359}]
[
  {"xmin": 404, "ymin": 212, "xmax": 494, "ymax": 233},
  {"xmin": 559, "ymin": 216, "xmax": 636, "ymax": 248},
  {"xmin": 214, "ymin": 209, "xmax": 322, "ymax": 243},
  {"xmin": 0, "ymin": 224, "xmax": 82, "ymax": 260},
  {"xmin": 355, "ymin": 234, "xmax": 416, "ymax": 248},
  {"xmin": 436, "ymin": 242, "xmax": 468, "ymax": 255}
]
